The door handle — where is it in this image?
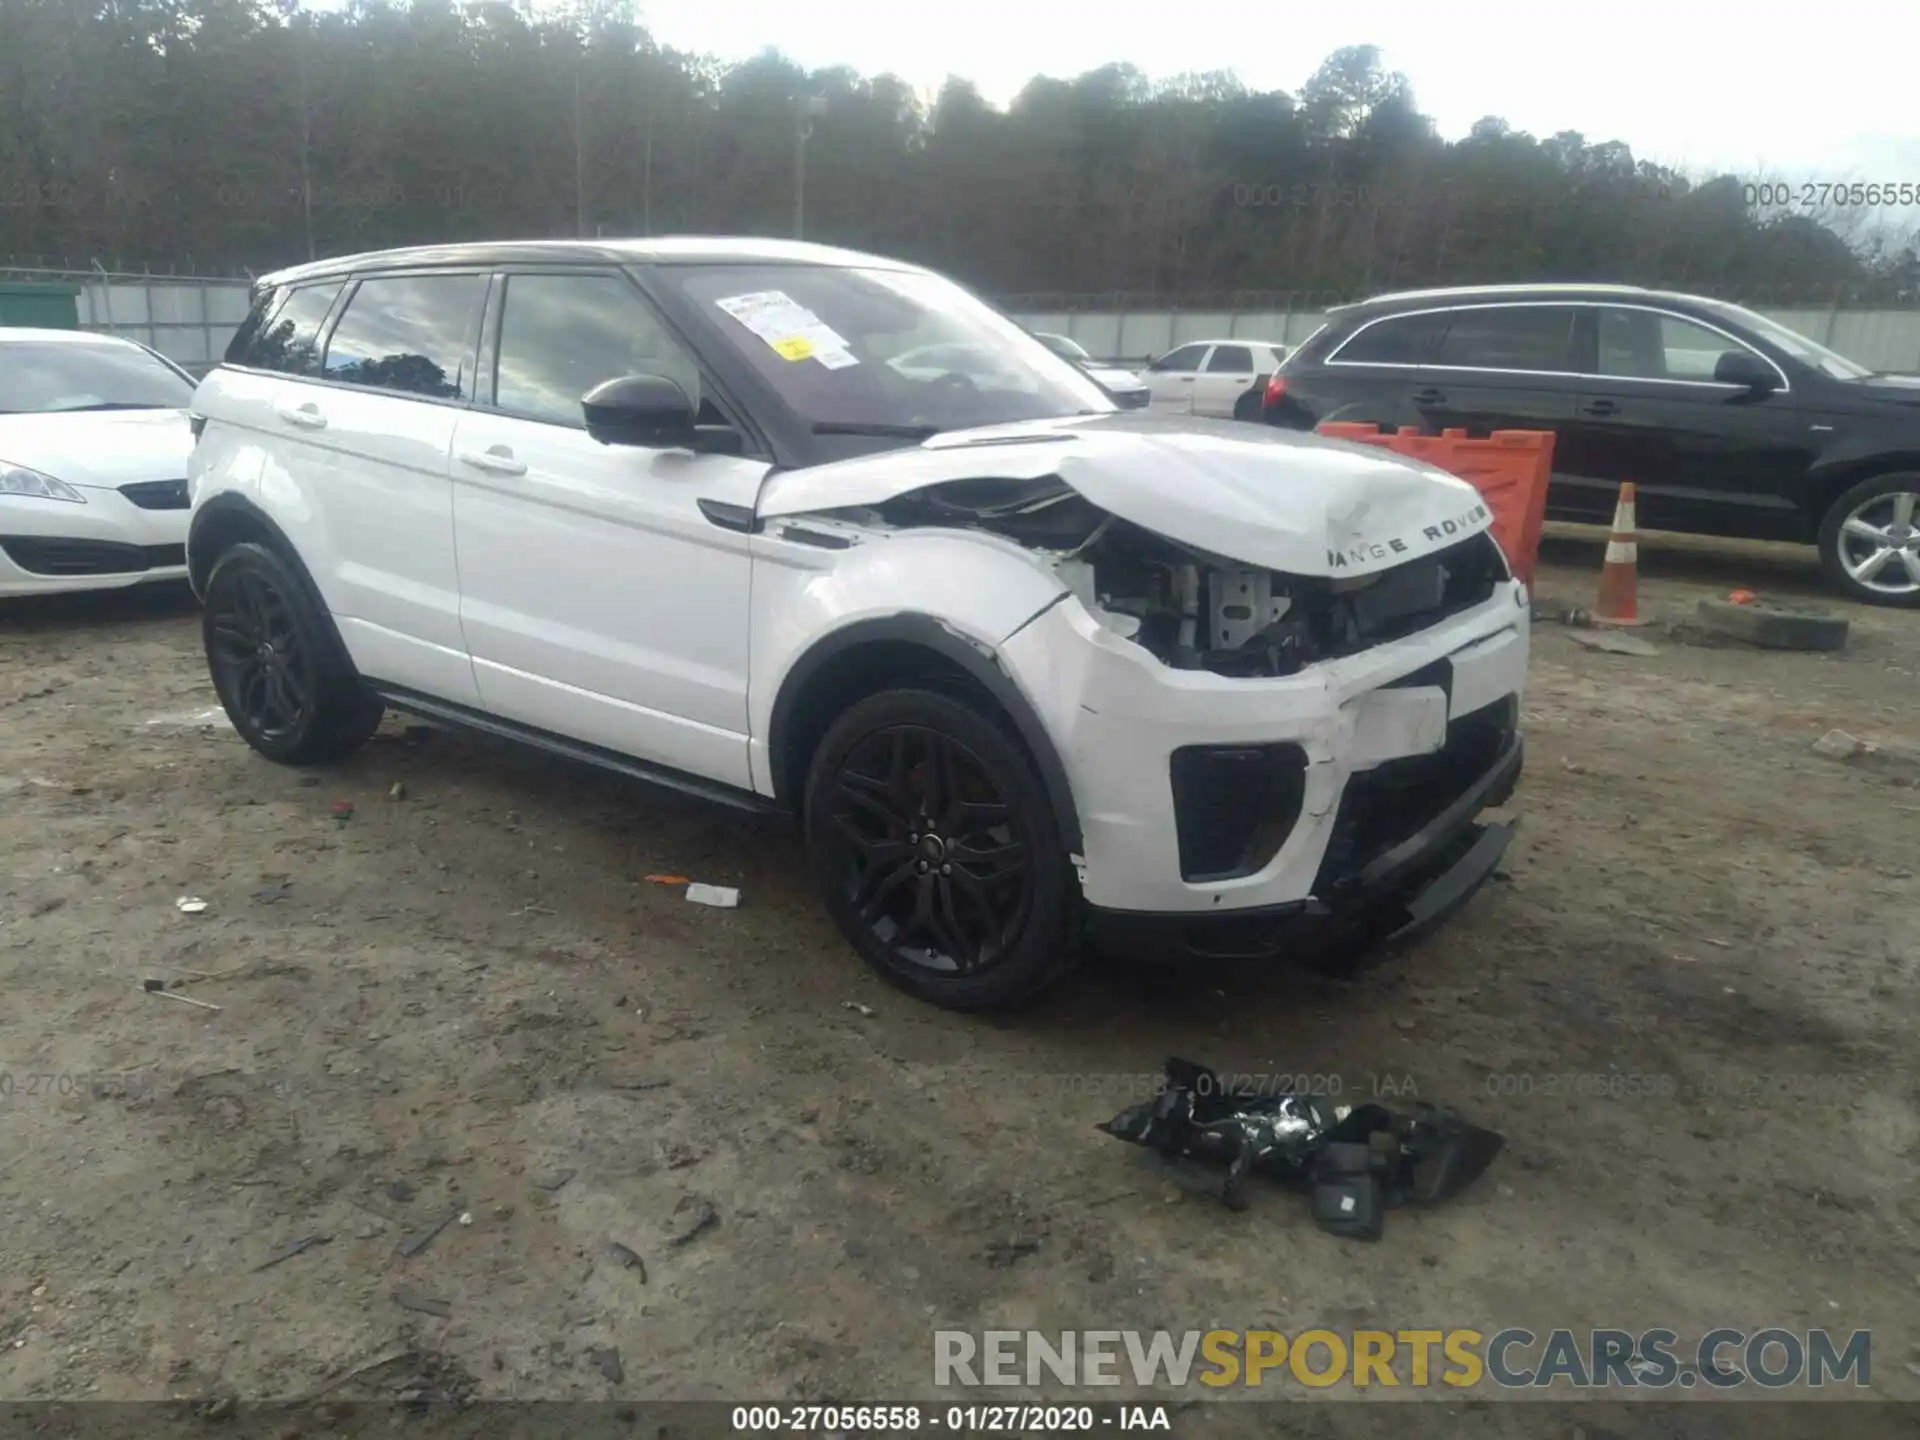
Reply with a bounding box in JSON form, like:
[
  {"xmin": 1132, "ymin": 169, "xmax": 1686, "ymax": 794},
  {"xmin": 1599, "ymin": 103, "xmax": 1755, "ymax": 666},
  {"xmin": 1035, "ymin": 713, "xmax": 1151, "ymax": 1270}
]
[
  {"xmin": 1177, "ymin": 376, "xmax": 1195, "ymax": 383},
  {"xmin": 275, "ymin": 401, "xmax": 326, "ymax": 430},
  {"xmin": 1412, "ymin": 388, "xmax": 1445, "ymax": 405},
  {"xmin": 1580, "ymin": 399, "xmax": 1620, "ymax": 417},
  {"xmin": 458, "ymin": 447, "xmax": 527, "ymax": 477}
]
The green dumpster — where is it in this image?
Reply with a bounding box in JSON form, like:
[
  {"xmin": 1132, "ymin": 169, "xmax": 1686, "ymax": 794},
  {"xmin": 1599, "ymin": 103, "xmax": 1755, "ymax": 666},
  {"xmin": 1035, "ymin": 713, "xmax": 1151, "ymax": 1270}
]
[{"xmin": 0, "ymin": 282, "xmax": 82, "ymax": 329}]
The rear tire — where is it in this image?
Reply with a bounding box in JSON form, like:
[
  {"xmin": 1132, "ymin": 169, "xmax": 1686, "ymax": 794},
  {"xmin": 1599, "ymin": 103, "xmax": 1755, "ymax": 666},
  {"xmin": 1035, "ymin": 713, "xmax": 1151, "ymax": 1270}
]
[
  {"xmin": 1817, "ymin": 472, "xmax": 1920, "ymax": 608},
  {"xmin": 803, "ymin": 687, "xmax": 1078, "ymax": 1011},
  {"xmin": 202, "ymin": 541, "xmax": 384, "ymax": 765}
]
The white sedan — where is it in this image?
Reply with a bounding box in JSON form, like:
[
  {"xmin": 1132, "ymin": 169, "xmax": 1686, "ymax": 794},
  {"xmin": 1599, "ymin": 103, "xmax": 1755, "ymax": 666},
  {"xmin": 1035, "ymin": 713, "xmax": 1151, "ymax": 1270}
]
[{"xmin": 0, "ymin": 329, "xmax": 197, "ymax": 597}]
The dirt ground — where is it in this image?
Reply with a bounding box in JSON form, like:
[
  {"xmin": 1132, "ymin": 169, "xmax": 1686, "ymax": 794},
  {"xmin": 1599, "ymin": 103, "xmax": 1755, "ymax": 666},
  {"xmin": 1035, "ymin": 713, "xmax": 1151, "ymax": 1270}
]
[{"xmin": 1, "ymin": 526, "xmax": 1917, "ymax": 1435}]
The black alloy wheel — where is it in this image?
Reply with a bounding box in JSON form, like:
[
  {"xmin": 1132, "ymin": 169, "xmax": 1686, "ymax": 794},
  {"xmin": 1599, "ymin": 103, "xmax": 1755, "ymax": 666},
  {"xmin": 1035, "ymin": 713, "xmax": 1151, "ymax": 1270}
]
[
  {"xmin": 202, "ymin": 542, "xmax": 384, "ymax": 764},
  {"xmin": 208, "ymin": 564, "xmax": 310, "ymax": 743},
  {"xmin": 805, "ymin": 687, "xmax": 1076, "ymax": 1010}
]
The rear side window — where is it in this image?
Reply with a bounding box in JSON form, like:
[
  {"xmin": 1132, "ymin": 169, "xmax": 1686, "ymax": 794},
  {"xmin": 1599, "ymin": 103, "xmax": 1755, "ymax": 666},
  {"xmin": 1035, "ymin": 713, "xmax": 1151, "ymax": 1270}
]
[
  {"xmin": 228, "ymin": 281, "xmax": 342, "ymax": 376},
  {"xmin": 1206, "ymin": 345, "xmax": 1253, "ymax": 373},
  {"xmin": 1432, "ymin": 306, "xmax": 1579, "ymax": 373},
  {"xmin": 323, "ymin": 274, "xmax": 486, "ymax": 400},
  {"xmin": 1330, "ymin": 311, "xmax": 1446, "ymax": 365}
]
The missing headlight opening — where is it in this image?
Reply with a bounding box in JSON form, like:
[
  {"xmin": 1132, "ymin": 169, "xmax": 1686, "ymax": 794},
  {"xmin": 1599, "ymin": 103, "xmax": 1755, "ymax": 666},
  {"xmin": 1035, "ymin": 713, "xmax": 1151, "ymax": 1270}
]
[{"xmin": 863, "ymin": 477, "xmax": 1506, "ymax": 678}]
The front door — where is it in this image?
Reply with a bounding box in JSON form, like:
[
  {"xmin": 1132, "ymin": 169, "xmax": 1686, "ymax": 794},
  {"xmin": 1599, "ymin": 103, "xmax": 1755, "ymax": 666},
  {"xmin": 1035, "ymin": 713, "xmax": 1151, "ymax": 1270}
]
[
  {"xmin": 1142, "ymin": 343, "xmax": 1211, "ymax": 413},
  {"xmin": 450, "ymin": 269, "xmax": 768, "ymax": 788},
  {"xmin": 1560, "ymin": 306, "xmax": 1816, "ymax": 539}
]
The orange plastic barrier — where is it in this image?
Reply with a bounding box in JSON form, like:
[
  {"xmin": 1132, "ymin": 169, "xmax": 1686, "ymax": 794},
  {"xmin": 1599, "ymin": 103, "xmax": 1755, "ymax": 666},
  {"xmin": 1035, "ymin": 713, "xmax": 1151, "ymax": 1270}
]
[{"xmin": 1314, "ymin": 424, "xmax": 1554, "ymax": 588}]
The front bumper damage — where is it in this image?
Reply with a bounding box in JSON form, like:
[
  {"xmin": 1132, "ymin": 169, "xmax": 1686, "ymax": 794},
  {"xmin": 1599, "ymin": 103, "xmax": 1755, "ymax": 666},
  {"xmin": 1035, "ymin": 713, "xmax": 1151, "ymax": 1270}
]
[
  {"xmin": 1087, "ymin": 726, "xmax": 1521, "ymax": 965},
  {"xmin": 997, "ymin": 577, "xmax": 1531, "ymax": 964}
]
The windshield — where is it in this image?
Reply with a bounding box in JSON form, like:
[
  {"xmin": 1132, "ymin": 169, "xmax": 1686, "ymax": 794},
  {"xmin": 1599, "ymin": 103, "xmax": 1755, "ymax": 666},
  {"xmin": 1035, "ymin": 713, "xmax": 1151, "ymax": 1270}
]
[
  {"xmin": 665, "ymin": 265, "xmax": 1113, "ymax": 433},
  {"xmin": 0, "ymin": 340, "xmax": 194, "ymax": 414},
  {"xmin": 1702, "ymin": 302, "xmax": 1873, "ymax": 381}
]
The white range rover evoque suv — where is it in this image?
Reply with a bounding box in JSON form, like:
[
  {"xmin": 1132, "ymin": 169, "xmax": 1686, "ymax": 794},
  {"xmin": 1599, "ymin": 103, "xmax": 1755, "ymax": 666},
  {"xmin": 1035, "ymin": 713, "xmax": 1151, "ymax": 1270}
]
[{"xmin": 187, "ymin": 238, "xmax": 1528, "ymax": 1011}]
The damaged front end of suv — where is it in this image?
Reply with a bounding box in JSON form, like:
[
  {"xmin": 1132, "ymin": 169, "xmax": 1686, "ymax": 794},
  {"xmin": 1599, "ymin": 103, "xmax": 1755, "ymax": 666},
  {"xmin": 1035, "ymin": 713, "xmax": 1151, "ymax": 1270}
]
[{"xmin": 753, "ymin": 415, "xmax": 1529, "ymax": 976}]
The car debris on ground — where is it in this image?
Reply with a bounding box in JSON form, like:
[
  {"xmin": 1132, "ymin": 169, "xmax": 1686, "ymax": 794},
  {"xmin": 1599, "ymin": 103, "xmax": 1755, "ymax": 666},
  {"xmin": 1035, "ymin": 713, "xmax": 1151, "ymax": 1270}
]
[
  {"xmin": 684, "ymin": 883, "xmax": 740, "ymax": 908},
  {"xmin": 1099, "ymin": 1058, "xmax": 1505, "ymax": 1238}
]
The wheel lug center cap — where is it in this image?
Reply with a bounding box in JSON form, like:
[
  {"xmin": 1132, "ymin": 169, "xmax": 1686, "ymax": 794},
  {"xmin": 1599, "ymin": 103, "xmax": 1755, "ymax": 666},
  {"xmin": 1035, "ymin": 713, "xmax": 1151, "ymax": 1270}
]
[{"xmin": 917, "ymin": 834, "xmax": 947, "ymax": 863}]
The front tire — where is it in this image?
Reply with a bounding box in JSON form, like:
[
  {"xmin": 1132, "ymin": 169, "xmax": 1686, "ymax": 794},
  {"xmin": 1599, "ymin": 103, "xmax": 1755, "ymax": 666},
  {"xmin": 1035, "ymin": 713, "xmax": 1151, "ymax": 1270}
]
[
  {"xmin": 202, "ymin": 541, "xmax": 384, "ymax": 764},
  {"xmin": 1818, "ymin": 472, "xmax": 1920, "ymax": 607},
  {"xmin": 803, "ymin": 687, "xmax": 1078, "ymax": 1011}
]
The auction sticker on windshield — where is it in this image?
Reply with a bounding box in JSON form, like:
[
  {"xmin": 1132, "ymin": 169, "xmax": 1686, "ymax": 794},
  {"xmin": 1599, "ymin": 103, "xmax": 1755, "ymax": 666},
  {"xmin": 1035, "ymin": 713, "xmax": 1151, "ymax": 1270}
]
[{"xmin": 714, "ymin": 291, "xmax": 860, "ymax": 369}]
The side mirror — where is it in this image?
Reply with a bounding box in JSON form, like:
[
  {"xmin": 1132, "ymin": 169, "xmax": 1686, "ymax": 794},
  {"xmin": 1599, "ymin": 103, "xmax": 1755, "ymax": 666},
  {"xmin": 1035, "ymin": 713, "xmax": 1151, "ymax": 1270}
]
[
  {"xmin": 582, "ymin": 373, "xmax": 695, "ymax": 447},
  {"xmin": 1714, "ymin": 350, "xmax": 1776, "ymax": 395}
]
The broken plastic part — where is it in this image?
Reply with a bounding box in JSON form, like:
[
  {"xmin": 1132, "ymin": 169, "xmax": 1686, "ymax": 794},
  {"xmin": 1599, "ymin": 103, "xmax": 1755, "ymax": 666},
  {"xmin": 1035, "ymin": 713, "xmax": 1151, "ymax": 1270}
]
[{"xmin": 1098, "ymin": 1057, "xmax": 1504, "ymax": 1236}]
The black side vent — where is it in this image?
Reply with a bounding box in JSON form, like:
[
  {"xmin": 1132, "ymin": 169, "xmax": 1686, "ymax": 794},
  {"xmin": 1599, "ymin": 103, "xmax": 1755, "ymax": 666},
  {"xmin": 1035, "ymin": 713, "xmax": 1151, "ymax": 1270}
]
[{"xmin": 1169, "ymin": 743, "xmax": 1309, "ymax": 882}]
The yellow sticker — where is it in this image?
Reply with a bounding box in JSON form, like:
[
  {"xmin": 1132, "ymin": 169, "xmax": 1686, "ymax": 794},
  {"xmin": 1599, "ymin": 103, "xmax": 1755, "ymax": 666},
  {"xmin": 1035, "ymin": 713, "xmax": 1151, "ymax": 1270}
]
[{"xmin": 772, "ymin": 336, "xmax": 814, "ymax": 361}]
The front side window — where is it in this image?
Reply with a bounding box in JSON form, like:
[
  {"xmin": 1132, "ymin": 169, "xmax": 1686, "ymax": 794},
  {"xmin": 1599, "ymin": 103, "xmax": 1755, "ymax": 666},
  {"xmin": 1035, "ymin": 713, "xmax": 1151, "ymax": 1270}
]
[
  {"xmin": 660, "ymin": 264, "xmax": 1111, "ymax": 434},
  {"xmin": 1699, "ymin": 300, "xmax": 1867, "ymax": 381},
  {"xmin": 1150, "ymin": 344, "xmax": 1209, "ymax": 373},
  {"xmin": 232, "ymin": 281, "xmax": 341, "ymax": 376},
  {"xmin": 1597, "ymin": 309, "xmax": 1769, "ymax": 382},
  {"xmin": 1330, "ymin": 312, "xmax": 1446, "ymax": 365},
  {"xmin": 1206, "ymin": 345, "xmax": 1254, "ymax": 373},
  {"xmin": 323, "ymin": 274, "xmax": 485, "ymax": 400},
  {"xmin": 0, "ymin": 339, "xmax": 195, "ymax": 414},
  {"xmin": 494, "ymin": 273, "xmax": 700, "ymax": 427},
  {"xmin": 1433, "ymin": 306, "xmax": 1580, "ymax": 373}
]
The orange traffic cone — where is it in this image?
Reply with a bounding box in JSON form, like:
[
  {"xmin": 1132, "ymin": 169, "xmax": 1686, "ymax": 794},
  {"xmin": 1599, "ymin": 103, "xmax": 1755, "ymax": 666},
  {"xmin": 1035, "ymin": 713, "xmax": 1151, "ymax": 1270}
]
[{"xmin": 1594, "ymin": 482, "xmax": 1649, "ymax": 626}]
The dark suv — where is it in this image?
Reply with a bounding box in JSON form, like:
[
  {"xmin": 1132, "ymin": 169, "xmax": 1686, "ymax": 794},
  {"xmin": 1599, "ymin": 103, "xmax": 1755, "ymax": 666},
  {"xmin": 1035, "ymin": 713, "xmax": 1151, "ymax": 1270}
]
[{"xmin": 1262, "ymin": 284, "xmax": 1920, "ymax": 606}]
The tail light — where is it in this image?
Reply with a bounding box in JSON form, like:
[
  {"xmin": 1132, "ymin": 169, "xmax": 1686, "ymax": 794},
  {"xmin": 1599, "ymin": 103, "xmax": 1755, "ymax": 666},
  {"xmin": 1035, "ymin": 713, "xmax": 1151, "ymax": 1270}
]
[{"xmin": 1262, "ymin": 375, "xmax": 1288, "ymax": 407}]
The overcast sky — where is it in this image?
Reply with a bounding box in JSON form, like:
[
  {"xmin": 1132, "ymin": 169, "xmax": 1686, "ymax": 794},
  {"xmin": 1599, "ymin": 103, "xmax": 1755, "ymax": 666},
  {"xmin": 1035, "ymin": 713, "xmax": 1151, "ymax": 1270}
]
[{"xmin": 640, "ymin": 0, "xmax": 1917, "ymax": 182}]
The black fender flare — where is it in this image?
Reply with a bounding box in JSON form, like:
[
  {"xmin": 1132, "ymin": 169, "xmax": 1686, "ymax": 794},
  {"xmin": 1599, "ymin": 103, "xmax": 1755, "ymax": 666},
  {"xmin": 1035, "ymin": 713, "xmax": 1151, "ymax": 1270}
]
[
  {"xmin": 187, "ymin": 492, "xmax": 358, "ymax": 665},
  {"xmin": 766, "ymin": 613, "xmax": 1084, "ymax": 854}
]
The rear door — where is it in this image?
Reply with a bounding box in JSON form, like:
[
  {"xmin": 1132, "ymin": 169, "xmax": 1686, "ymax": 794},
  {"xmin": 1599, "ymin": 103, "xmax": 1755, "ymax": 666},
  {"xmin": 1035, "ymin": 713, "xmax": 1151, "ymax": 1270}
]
[
  {"xmin": 271, "ymin": 269, "xmax": 488, "ymax": 703},
  {"xmin": 1300, "ymin": 309, "xmax": 1450, "ymax": 429},
  {"xmin": 1142, "ymin": 343, "xmax": 1211, "ymax": 413},
  {"xmin": 449, "ymin": 268, "xmax": 768, "ymax": 788},
  {"xmin": 1418, "ymin": 305, "xmax": 1584, "ymax": 450},
  {"xmin": 1560, "ymin": 306, "xmax": 1814, "ymax": 537},
  {"xmin": 1194, "ymin": 342, "xmax": 1257, "ymax": 417}
]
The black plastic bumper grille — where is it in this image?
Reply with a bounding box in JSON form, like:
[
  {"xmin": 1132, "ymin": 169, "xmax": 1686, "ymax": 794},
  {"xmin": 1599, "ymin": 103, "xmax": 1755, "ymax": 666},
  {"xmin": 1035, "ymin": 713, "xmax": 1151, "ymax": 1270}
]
[
  {"xmin": 119, "ymin": 479, "xmax": 190, "ymax": 510},
  {"xmin": 1315, "ymin": 695, "xmax": 1517, "ymax": 891},
  {"xmin": 1, "ymin": 538, "xmax": 187, "ymax": 576},
  {"xmin": 1169, "ymin": 742, "xmax": 1309, "ymax": 882}
]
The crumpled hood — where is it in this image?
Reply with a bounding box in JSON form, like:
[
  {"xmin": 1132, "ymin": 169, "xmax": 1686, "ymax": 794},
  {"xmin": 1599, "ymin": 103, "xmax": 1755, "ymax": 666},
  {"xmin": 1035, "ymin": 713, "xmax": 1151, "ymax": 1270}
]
[
  {"xmin": 757, "ymin": 412, "xmax": 1493, "ymax": 576},
  {"xmin": 0, "ymin": 408, "xmax": 193, "ymax": 489}
]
